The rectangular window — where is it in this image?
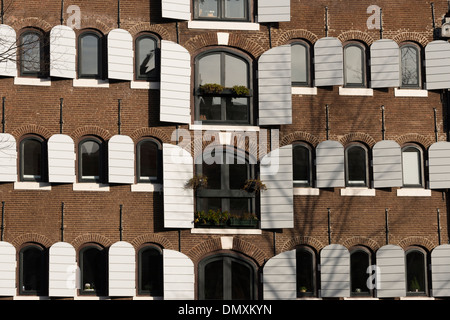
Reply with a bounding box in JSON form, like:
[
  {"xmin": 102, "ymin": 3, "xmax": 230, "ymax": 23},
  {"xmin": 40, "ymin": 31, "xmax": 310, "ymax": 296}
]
[{"xmin": 194, "ymin": 0, "xmax": 249, "ymax": 21}]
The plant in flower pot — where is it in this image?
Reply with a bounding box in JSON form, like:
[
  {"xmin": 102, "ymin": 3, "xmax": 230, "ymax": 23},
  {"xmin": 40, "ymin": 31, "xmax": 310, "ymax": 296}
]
[
  {"xmin": 299, "ymin": 286, "xmax": 307, "ymax": 293},
  {"xmin": 242, "ymin": 178, "xmax": 267, "ymax": 193},
  {"xmin": 199, "ymin": 83, "xmax": 225, "ymax": 95},
  {"xmin": 184, "ymin": 174, "xmax": 208, "ymax": 190},
  {"xmin": 194, "ymin": 209, "xmax": 229, "ymax": 227},
  {"xmin": 231, "ymin": 85, "xmax": 250, "ymax": 97},
  {"xmin": 229, "ymin": 212, "xmax": 259, "ymax": 227}
]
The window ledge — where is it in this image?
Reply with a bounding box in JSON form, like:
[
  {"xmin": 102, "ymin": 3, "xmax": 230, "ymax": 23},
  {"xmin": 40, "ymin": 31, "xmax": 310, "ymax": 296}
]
[
  {"xmin": 339, "ymin": 87, "xmax": 373, "ymax": 96},
  {"xmin": 14, "ymin": 181, "xmax": 51, "ymax": 190},
  {"xmin": 191, "ymin": 228, "xmax": 262, "ymax": 235},
  {"xmin": 292, "ymin": 87, "xmax": 318, "ymax": 95},
  {"xmin": 130, "ymin": 81, "xmax": 160, "ymax": 90},
  {"xmin": 397, "ymin": 188, "xmax": 431, "ymax": 197},
  {"xmin": 73, "ymin": 183, "xmax": 110, "ymax": 192},
  {"xmin": 73, "ymin": 79, "xmax": 109, "ymax": 88},
  {"xmin": 131, "ymin": 183, "xmax": 162, "ymax": 192},
  {"xmin": 340, "ymin": 188, "xmax": 375, "ymax": 197},
  {"xmin": 189, "ymin": 123, "xmax": 260, "ymax": 132},
  {"xmin": 14, "ymin": 77, "xmax": 51, "ymax": 86},
  {"xmin": 394, "ymin": 88, "xmax": 428, "ymax": 97},
  {"xmin": 187, "ymin": 20, "xmax": 260, "ymax": 31},
  {"xmin": 294, "ymin": 187, "xmax": 320, "ymax": 196}
]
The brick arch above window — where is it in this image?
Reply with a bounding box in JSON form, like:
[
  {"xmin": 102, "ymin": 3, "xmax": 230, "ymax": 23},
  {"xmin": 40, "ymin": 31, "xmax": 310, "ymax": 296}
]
[
  {"xmin": 128, "ymin": 22, "xmax": 171, "ymax": 41},
  {"xmin": 394, "ymin": 133, "xmax": 434, "ymax": 149},
  {"xmin": 281, "ymin": 131, "xmax": 320, "ymax": 148},
  {"xmin": 397, "ymin": 236, "xmax": 436, "ymax": 252},
  {"xmin": 392, "ymin": 32, "xmax": 429, "ymax": 47},
  {"xmin": 71, "ymin": 233, "xmax": 113, "ymax": 251},
  {"xmin": 130, "ymin": 234, "xmax": 175, "ymax": 251},
  {"xmin": 337, "ymin": 30, "xmax": 374, "ymax": 46},
  {"xmin": 70, "ymin": 125, "xmax": 112, "ymax": 142},
  {"xmin": 339, "ymin": 132, "xmax": 377, "ymax": 148},
  {"xmin": 281, "ymin": 236, "xmax": 326, "ymax": 253},
  {"xmin": 11, "ymin": 124, "xmax": 52, "ymax": 140},
  {"xmin": 10, "ymin": 233, "xmax": 53, "ymax": 249},
  {"xmin": 275, "ymin": 29, "xmax": 320, "ymax": 47},
  {"xmin": 342, "ymin": 236, "xmax": 381, "ymax": 252},
  {"xmin": 78, "ymin": 17, "xmax": 113, "ymax": 35},
  {"xmin": 130, "ymin": 127, "xmax": 171, "ymax": 144},
  {"xmin": 11, "ymin": 17, "xmax": 52, "ymax": 33}
]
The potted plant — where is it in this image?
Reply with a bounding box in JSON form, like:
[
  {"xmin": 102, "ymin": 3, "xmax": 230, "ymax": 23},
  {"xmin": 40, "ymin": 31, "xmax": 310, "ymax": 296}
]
[
  {"xmin": 410, "ymin": 277, "xmax": 421, "ymax": 292},
  {"xmin": 194, "ymin": 209, "xmax": 229, "ymax": 227},
  {"xmin": 231, "ymin": 85, "xmax": 250, "ymax": 97},
  {"xmin": 185, "ymin": 174, "xmax": 208, "ymax": 190},
  {"xmin": 199, "ymin": 83, "xmax": 225, "ymax": 95},
  {"xmin": 299, "ymin": 286, "xmax": 307, "ymax": 293},
  {"xmin": 229, "ymin": 213, "xmax": 259, "ymax": 227},
  {"xmin": 242, "ymin": 178, "xmax": 267, "ymax": 193}
]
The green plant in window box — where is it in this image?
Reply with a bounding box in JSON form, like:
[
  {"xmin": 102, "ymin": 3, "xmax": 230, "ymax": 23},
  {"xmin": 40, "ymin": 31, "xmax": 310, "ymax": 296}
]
[
  {"xmin": 410, "ymin": 277, "xmax": 421, "ymax": 292},
  {"xmin": 199, "ymin": 83, "xmax": 225, "ymax": 94},
  {"xmin": 229, "ymin": 212, "xmax": 259, "ymax": 227},
  {"xmin": 299, "ymin": 286, "xmax": 307, "ymax": 293},
  {"xmin": 184, "ymin": 174, "xmax": 208, "ymax": 190},
  {"xmin": 195, "ymin": 209, "xmax": 229, "ymax": 227},
  {"xmin": 242, "ymin": 178, "xmax": 267, "ymax": 193},
  {"xmin": 231, "ymin": 85, "xmax": 250, "ymax": 97}
]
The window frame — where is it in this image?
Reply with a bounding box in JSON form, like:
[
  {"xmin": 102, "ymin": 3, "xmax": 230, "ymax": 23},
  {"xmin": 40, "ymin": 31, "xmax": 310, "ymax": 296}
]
[
  {"xmin": 136, "ymin": 138, "xmax": 162, "ymax": 184},
  {"xmin": 78, "ymin": 136, "xmax": 104, "ymax": 183},
  {"xmin": 78, "ymin": 30, "xmax": 104, "ymax": 79},
  {"xmin": 135, "ymin": 33, "xmax": 160, "ymax": 81},
  {"xmin": 19, "ymin": 243, "xmax": 48, "ymax": 296},
  {"xmin": 19, "ymin": 29, "xmax": 46, "ymax": 78},
  {"xmin": 193, "ymin": 0, "xmax": 250, "ymax": 22},
  {"xmin": 291, "ymin": 41, "xmax": 312, "ymax": 87},
  {"xmin": 343, "ymin": 42, "xmax": 367, "ymax": 88},
  {"xmin": 79, "ymin": 243, "xmax": 108, "ymax": 296},
  {"xmin": 292, "ymin": 142, "xmax": 314, "ymax": 188},
  {"xmin": 405, "ymin": 246, "xmax": 429, "ymax": 296},
  {"xmin": 19, "ymin": 135, "xmax": 47, "ymax": 182},
  {"xmin": 349, "ymin": 246, "xmax": 373, "ymax": 297},
  {"xmin": 345, "ymin": 143, "xmax": 369, "ymax": 187},
  {"xmin": 137, "ymin": 244, "xmax": 163, "ymax": 296},
  {"xmin": 401, "ymin": 144, "xmax": 424, "ymax": 188},
  {"xmin": 400, "ymin": 42, "xmax": 422, "ymax": 89}
]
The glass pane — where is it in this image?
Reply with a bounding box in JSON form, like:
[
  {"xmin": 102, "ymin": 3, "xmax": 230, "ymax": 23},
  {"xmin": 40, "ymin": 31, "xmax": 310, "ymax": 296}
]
[
  {"xmin": 140, "ymin": 248, "xmax": 163, "ymax": 295},
  {"xmin": 80, "ymin": 34, "xmax": 99, "ymax": 76},
  {"xmin": 203, "ymin": 161, "xmax": 222, "ymax": 189},
  {"xmin": 22, "ymin": 247, "xmax": 43, "ymax": 292},
  {"xmin": 137, "ymin": 37, "xmax": 157, "ymax": 79},
  {"xmin": 198, "ymin": 53, "xmax": 221, "ymax": 86},
  {"xmin": 226, "ymin": 97, "xmax": 249, "ymax": 121},
  {"xmin": 139, "ymin": 141, "xmax": 158, "ymax": 181},
  {"xmin": 23, "ymin": 139, "xmax": 42, "ymax": 180},
  {"xmin": 198, "ymin": 0, "xmax": 219, "ymax": 18},
  {"xmin": 82, "ymin": 247, "xmax": 106, "ymax": 295},
  {"xmin": 345, "ymin": 45, "xmax": 364, "ymax": 85},
  {"xmin": 351, "ymin": 251, "xmax": 370, "ymax": 294},
  {"xmin": 401, "ymin": 46, "xmax": 419, "ymax": 87},
  {"xmin": 81, "ymin": 140, "xmax": 100, "ymax": 180},
  {"xmin": 293, "ymin": 145, "xmax": 310, "ymax": 185},
  {"xmin": 199, "ymin": 96, "xmax": 222, "ymax": 121},
  {"xmin": 229, "ymin": 163, "xmax": 248, "ymax": 189},
  {"xmin": 229, "ymin": 198, "xmax": 251, "ymax": 216},
  {"xmin": 402, "ymin": 148, "xmax": 421, "ymax": 186},
  {"xmin": 204, "ymin": 259, "xmax": 223, "ymax": 299},
  {"xmin": 407, "ymin": 251, "xmax": 426, "ymax": 293},
  {"xmin": 198, "ymin": 197, "xmax": 222, "ymax": 213},
  {"xmin": 231, "ymin": 260, "xmax": 252, "ymax": 299},
  {"xmin": 224, "ymin": 0, "xmax": 246, "ymax": 19},
  {"xmin": 347, "ymin": 147, "xmax": 366, "ymax": 186},
  {"xmin": 292, "ymin": 44, "xmax": 308, "ymax": 84},
  {"xmin": 22, "ymin": 33, "xmax": 40, "ymax": 73},
  {"xmin": 224, "ymin": 54, "xmax": 247, "ymax": 87},
  {"xmin": 296, "ymin": 250, "xmax": 314, "ymax": 294}
]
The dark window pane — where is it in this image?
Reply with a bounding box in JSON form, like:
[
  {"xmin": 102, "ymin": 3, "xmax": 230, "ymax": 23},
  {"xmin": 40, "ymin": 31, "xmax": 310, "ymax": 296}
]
[
  {"xmin": 296, "ymin": 249, "xmax": 314, "ymax": 295},
  {"xmin": 401, "ymin": 46, "xmax": 419, "ymax": 87},
  {"xmin": 21, "ymin": 247, "xmax": 44, "ymax": 293},
  {"xmin": 23, "ymin": 139, "xmax": 42, "ymax": 180},
  {"xmin": 293, "ymin": 145, "xmax": 310, "ymax": 185},
  {"xmin": 198, "ymin": 197, "xmax": 222, "ymax": 213},
  {"xmin": 81, "ymin": 247, "xmax": 107, "ymax": 295},
  {"xmin": 22, "ymin": 33, "xmax": 41, "ymax": 74},
  {"xmin": 80, "ymin": 34, "xmax": 100, "ymax": 77},
  {"xmin": 81, "ymin": 140, "xmax": 100, "ymax": 180},
  {"xmin": 229, "ymin": 163, "xmax": 247, "ymax": 189},
  {"xmin": 229, "ymin": 198, "xmax": 251, "ymax": 215},
  {"xmin": 204, "ymin": 259, "xmax": 223, "ymax": 299},
  {"xmin": 407, "ymin": 251, "xmax": 426, "ymax": 293},
  {"xmin": 140, "ymin": 248, "xmax": 163, "ymax": 295},
  {"xmin": 137, "ymin": 37, "xmax": 157, "ymax": 79},
  {"xmin": 292, "ymin": 44, "xmax": 308, "ymax": 85},
  {"xmin": 139, "ymin": 141, "xmax": 158, "ymax": 181},
  {"xmin": 351, "ymin": 251, "xmax": 370, "ymax": 295},
  {"xmin": 347, "ymin": 147, "xmax": 366, "ymax": 186},
  {"xmin": 226, "ymin": 97, "xmax": 249, "ymax": 121},
  {"xmin": 345, "ymin": 45, "xmax": 364, "ymax": 85},
  {"xmin": 199, "ymin": 96, "xmax": 222, "ymax": 121},
  {"xmin": 231, "ymin": 261, "xmax": 252, "ymax": 300}
]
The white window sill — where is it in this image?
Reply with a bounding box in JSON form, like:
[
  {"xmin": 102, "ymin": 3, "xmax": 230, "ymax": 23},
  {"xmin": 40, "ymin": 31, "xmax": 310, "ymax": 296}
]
[
  {"xmin": 292, "ymin": 87, "xmax": 317, "ymax": 95},
  {"xmin": 191, "ymin": 228, "xmax": 262, "ymax": 235},
  {"xmin": 190, "ymin": 123, "xmax": 260, "ymax": 132},
  {"xmin": 73, "ymin": 183, "xmax": 110, "ymax": 191},
  {"xmin": 340, "ymin": 188, "xmax": 375, "ymax": 197},
  {"xmin": 394, "ymin": 88, "xmax": 428, "ymax": 97},
  {"xmin": 294, "ymin": 187, "xmax": 320, "ymax": 196},
  {"xmin": 397, "ymin": 188, "xmax": 431, "ymax": 197},
  {"xmin": 13, "ymin": 181, "xmax": 51, "ymax": 190},
  {"xmin": 339, "ymin": 87, "xmax": 373, "ymax": 96},
  {"xmin": 187, "ymin": 20, "xmax": 260, "ymax": 31},
  {"xmin": 130, "ymin": 81, "xmax": 160, "ymax": 90},
  {"xmin": 131, "ymin": 183, "xmax": 162, "ymax": 192},
  {"xmin": 73, "ymin": 79, "xmax": 109, "ymax": 88},
  {"xmin": 14, "ymin": 77, "xmax": 51, "ymax": 86}
]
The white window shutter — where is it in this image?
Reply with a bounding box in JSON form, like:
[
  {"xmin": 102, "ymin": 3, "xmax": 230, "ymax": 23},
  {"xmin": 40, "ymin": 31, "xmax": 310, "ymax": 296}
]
[
  {"xmin": 432, "ymin": 244, "xmax": 450, "ymax": 297},
  {"xmin": 0, "ymin": 25, "xmax": 17, "ymax": 77},
  {"xmin": 0, "ymin": 241, "xmax": 15, "ymax": 296},
  {"xmin": 429, "ymin": 141, "xmax": 450, "ymax": 189},
  {"xmin": 320, "ymin": 244, "xmax": 350, "ymax": 298},
  {"xmin": 425, "ymin": 40, "xmax": 450, "ymax": 90},
  {"xmin": 163, "ymin": 249, "xmax": 194, "ymax": 300},
  {"xmin": 314, "ymin": 37, "xmax": 343, "ymax": 87},
  {"xmin": 160, "ymin": 40, "xmax": 191, "ymax": 124},
  {"xmin": 48, "ymin": 134, "xmax": 75, "ymax": 183},
  {"xmin": 108, "ymin": 135, "xmax": 135, "ymax": 184},
  {"xmin": 107, "ymin": 29, "xmax": 134, "ymax": 81},
  {"xmin": 163, "ymin": 143, "xmax": 194, "ymax": 228},
  {"xmin": 376, "ymin": 245, "xmax": 406, "ymax": 298},
  {"xmin": 0, "ymin": 133, "xmax": 16, "ymax": 182},
  {"xmin": 161, "ymin": 0, "xmax": 191, "ymax": 20},
  {"xmin": 109, "ymin": 241, "xmax": 136, "ymax": 297},
  {"xmin": 257, "ymin": 0, "xmax": 291, "ymax": 23},
  {"xmin": 260, "ymin": 145, "xmax": 294, "ymax": 229},
  {"xmin": 316, "ymin": 140, "xmax": 345, "ymax": 188},
  {"xmin": 372, "ymin": 140, "xmax": 402, "ymax": 188},
  {"xmin": 370, "ymin": 39, "xmax": 400, "ymax": 88},
  {"xmin": 258, "ymin": 45, "xmax": 292, "ymax": 126},
  {"xmin": 263, "ymin": 249, "xmax": 296, "ymax": 300},
  {"xmin": 50, "ymin": 25, "xmax": 76, "ymax": 79},
  {"xmin": 49, "ymin": 242, "xmax": 77, "ymax": 297}
]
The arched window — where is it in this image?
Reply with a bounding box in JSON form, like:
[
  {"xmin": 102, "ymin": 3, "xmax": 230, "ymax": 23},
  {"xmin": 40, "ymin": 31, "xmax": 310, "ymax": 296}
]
[
  {"xmin": 350, "ymin": 246, "xmax": 372, "ymax": 296},
  {"xmin": 296, "ymin": 246, "xmax": 317, "ymax": 297},
  {"xmin": 137, "ymin": 138, "xmax": 162, "ymax": 183},
  {"xmin": 402, "ymin": 145, "xmax": 423, "ymax": 187},
  {"xmin": 79, "ymin": 137, "xmax": 103, "ymax": 183},
  {"xmin": 194, "ymin": 0, "xmax": 249, "ymax": 21},
  {"xmin": 198, "ymin": 253, "xmax": 257, "ymax": 300},
  {"xmin": 345, "ymin": 144, "xmax": 369, "ymax": 187},
  {"xmin": 293, "ymin": 143, "xmax": 313, "ymax": 187},
  {"xmin": 19, "ymin": 244, "xmax": 48, "ymax": 296},
  {"xmin": 400, "ymin": 43, "xmax": 421, "ymax": 88},
  {"xmin": 20, "ymin": 136, "xmax": 46, "ymax": 182},
  {"xmin": 78, "ymin": 31, "xmax": 103, "ymax": 78},
  {"xmin": 79, "ymin": 244, "xmax": 107, "ymax": 296},
  {"xmin": 20, "ymin": 30, "xmax": 44, "ymax": 77},
  {"xmin": 406, "ymin": 247, "xmax": 428, "ymax": 296},
  {"xmin": 291, "ymin": 41, "xmax": 311, "ymax": 87},
  {"xmin": 138, "ymin": 245, "xmax": 163, "ymax": 296},
  {"xmin": 135, "ymin": 34, "xmax": 159, "ymax": 81},
  {"xmin": 195, "ymin": 50, "xmax": 251, "ymax": 124},
  {"xmin": 344, "ymin": 43, "xmax": 366, "ymax": 88}
]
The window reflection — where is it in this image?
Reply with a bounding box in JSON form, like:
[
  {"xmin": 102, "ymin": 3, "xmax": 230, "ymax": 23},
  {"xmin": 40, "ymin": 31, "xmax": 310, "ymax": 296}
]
[
  {"xmin": 21, "ymin": 32, "xmax": 41, "ymax": 75},
  {"xmin": 136, "ymin": 36, "xmax": 158, "ymax": 80},
  {"xmin": 79, "ymin": 33, "xmax": 101, "ymax": 78}
]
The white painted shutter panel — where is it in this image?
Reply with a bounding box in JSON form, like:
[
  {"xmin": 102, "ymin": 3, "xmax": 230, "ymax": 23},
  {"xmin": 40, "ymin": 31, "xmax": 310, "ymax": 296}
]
[
  {"xmin": 316, "ymin": 140, "xmax": 345, "ymax": 188},
  {"xmin": 376, "ymin": 245, "xmax": 406, "ymax": 298},
  {"xmin": 108, "ymin": 135, "xmax": 135, "ymax": 184},
  {"xmin": 162, "ymin": 0, "xmax": 191, "ymax": 20},
  {"xmin": 50, "ymin": 25, "xmax": 76, "ymax": 79},
  {"xmin": 258, "ymin": 45, "xmax": 292, "ymax": 125},
  {"xmin": 432, "ymin": 244, "xmax": 450, "ymax": 297},
  {"xmin": 109, "ymin": 241, "xmax": 136, "ymax": 297},
  {"xmin": 258, "ymin": 0, "xmax": 291, "ymax": 23},
  {"xmin": 320, "ymin": 244, "xmax": 350, "ymax": 298},
  {"xmin": 370, "ymin": 39, "xmax": 400, "ymax": 88},
  {"xmin": 163, "ymin": 143, "xmax": 194, "ymax": 228},
  {"xmin": 263, "ymin": 249, "xmax": 296, "ymax": 300},
  {"xmin": 372, "ymin": 140, "xmax": 402, "ymax": 188},
  {"xmin": 49, "ymin": 242, "xmax": 77, "ymax": 297},
  {"xmin": 163, "ymin": 249, "xmax": 194, "ymax": 300},
  {"xmin": 107, "ymin": 29, "xmax": 133, "ymax": 81},
  {"xmin": 429, "ymin": 141, "xmax": 450, "ymax": 189},
  {"xmin": 314, "ymin": 37, "xmax": 343, "ymax": 87},
  {"xmin": 48, "ymin": 134, "xmax": 75, "ymax": 183},
  {"xmin": 0, "ymin": 25, "xmax": 17, "ymax": 77},
  {"xmin": 425, "ymin": 40, "xmax": 450, "ymax": 90},
  {"xmin": 0, "ymin": 133, "xmax": 16, "ymax": 182},
  {"xmin": 160, "ymin": 40, "xmax": 191, "ymax": 124},
  {"xmin": 0, "ymin": 241, "xmax": 15, "ymax": 296},
  {"xmin": 260, "ymin": 145, "xmax": 293, "ymax": 229}
]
